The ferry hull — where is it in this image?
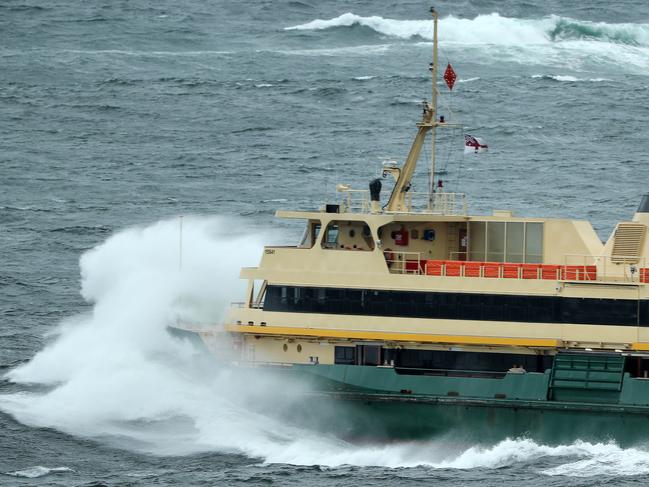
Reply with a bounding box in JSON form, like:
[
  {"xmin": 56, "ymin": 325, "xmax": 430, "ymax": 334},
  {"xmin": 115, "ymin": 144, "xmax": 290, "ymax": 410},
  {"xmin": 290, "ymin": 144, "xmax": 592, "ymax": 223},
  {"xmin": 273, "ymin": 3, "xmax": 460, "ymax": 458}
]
[{"xmin": 277, "ymin": 364, "xmax": 649, "ymax": 446}]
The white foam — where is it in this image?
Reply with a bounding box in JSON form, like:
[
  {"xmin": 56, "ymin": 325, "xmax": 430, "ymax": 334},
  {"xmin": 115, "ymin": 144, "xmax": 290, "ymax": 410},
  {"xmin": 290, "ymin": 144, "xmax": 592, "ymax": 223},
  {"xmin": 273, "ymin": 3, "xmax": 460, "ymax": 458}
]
[
  {"xmin": 531, "ymin": 74, "xmax": 612, "ymax": 82},
  {"xmin": 0, "ymin": 217, "xmax": 271, "ymax": 453},
  {"xmin": 270, "ymin": 44, "xmax": 392, "ymax": 56},
  {"xmin": 285, "ymin": 12, "xmax": 649, "ymax": 47},
  {"xmin": 353, "ymin": 75, "xmax": 375, "ymax": 80},
  {"xmin": 541, "ymin": 442, "xmax": 649, "ymax": 477},
  {"xmin": 552, "ymin": 75, "xmax": 579, "ymax": 81},
  {"xmin": 6, "ymin": 466, "xmax": 74, "ymax": 478},
  {"xmin": 284, "ymin": 13, "xmax": 649, "ymax": 72},
  {"xmin": 458, "ymin": 77, "xmax": 480, "ymax": 83}
]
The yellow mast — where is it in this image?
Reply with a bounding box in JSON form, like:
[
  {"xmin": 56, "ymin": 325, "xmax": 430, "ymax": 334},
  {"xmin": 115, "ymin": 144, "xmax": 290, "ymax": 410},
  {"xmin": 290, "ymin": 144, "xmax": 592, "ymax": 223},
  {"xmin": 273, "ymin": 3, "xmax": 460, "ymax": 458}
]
[{"xmin": 385, "ymin": 7, "xmax": 439, "ymax": 213}]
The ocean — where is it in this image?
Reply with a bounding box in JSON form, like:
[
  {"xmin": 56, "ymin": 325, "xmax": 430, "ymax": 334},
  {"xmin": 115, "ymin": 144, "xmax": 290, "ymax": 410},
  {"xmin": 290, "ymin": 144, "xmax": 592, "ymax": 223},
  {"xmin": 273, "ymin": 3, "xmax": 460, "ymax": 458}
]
[{"xmin": 3, "ymin": 0, "xmax": 649, "ymax": 484}]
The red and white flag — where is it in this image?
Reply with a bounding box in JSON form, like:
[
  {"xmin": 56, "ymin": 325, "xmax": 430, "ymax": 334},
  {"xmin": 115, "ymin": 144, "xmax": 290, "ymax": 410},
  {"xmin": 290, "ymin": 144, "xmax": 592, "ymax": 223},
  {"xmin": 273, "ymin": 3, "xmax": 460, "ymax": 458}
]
[
  {"xmin": 464, "ymin": 134, "xmax": 488, "ymax": 153},
  {"xmin": 443, "ymin": 63, "xmax": 456, "ymax": 90}
]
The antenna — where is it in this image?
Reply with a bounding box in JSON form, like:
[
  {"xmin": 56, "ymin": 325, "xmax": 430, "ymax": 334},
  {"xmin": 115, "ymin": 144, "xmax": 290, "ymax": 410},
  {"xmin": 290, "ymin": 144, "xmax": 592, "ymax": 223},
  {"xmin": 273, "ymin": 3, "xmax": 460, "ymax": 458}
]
[{"xmin": 429, "ymin": 6, "xmax": 439, "ymax": 203}]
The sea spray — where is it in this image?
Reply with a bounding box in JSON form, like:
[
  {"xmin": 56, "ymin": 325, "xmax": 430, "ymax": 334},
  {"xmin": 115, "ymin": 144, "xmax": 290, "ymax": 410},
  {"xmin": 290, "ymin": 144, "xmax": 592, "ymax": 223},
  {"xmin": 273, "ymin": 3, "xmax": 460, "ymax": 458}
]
[
  {"xmin": 0, "ymin": 217, "xmax": 377, "ymax": 457},
  {"xmin": 0, "ymin": 217, "xmax": 296, "ymax": 454}
]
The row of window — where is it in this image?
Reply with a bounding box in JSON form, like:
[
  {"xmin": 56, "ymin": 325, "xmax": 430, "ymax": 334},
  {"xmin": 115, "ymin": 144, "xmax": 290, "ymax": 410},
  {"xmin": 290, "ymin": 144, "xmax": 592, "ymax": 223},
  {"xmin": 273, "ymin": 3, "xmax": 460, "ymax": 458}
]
[
  {"xmin": 469, "ymin": 221, "xmax": 543, "ymax": 263},
  {"xmin": 334, "ymin": 346, "xmax": 554, "ymax": 374},
  {"xmin": 264, "ymin": 285, "xmax": 648, "ymax": 326}
]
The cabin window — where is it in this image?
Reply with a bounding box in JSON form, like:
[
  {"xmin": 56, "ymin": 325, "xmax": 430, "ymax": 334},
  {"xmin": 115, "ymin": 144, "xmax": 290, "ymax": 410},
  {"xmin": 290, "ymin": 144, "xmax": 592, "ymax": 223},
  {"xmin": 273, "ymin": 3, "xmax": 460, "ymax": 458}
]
[
  {"xmin": 299, "ymin": 221, "xmax": 321, "ymax": 248},
  {"xmin": 334, "ymin": 346, "xmax": 355, "ymax": 365},
  {"xmin": 469, "ymin": 221, "xmax": 544, "ymax": 263},
  {"xmin": 393, "ymin": 348, "xmax": 554, "ymax": 375},
  {"xmin": 322, "ymin": 223, "xmax": 339, "ymax": 248},
  {"xmin": 469, "ymin": 222, "xmax": 486, "ymax": 261},
  {"xmin": 525, "ymin": 223, "xmax": 543, "ymax": 263},
  {"xmin": 262, "ymin": 284, "xmax": 647, "ymax": 326},
  {"xmin": 321, "ymin": 221, "xmax": 375, "ymax": 250},
  {"xmin": 486, "ymin": 222, "xmax": 505, "ymax": 262},
  {"xmin": 505, "ymin": 222, "xmax": 524, "ymax": 263},
  {"xmin": 317, "ymin": 288, "xmax": 326, "ymax": 304},
  {"xmin": 357, "ymin": 345, "xmax": 381, "ymax": 366}
]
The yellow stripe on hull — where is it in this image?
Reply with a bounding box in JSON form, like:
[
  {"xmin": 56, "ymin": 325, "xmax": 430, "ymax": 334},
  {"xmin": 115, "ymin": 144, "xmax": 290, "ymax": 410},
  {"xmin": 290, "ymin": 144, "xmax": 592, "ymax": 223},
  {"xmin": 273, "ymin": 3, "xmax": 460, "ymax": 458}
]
[{"xmin": 224, "ymin": 324, "xmax": 562, "ymax": 348}]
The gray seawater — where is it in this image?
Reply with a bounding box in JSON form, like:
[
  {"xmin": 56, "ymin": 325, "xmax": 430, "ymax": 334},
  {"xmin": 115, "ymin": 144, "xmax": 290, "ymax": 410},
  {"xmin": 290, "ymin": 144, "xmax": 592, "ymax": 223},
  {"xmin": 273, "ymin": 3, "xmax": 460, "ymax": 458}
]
[{"xmin": 3, "ymin": 0, "xmax": 649, "ymax": 484}]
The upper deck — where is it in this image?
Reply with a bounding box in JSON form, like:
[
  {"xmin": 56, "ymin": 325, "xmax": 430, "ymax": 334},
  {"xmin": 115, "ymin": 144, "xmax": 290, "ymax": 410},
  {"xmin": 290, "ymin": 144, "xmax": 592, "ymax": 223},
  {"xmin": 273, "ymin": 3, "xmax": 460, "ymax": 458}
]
[{"xmin": 238, "ymin": 190, "xmax": 649, "ymax": 300}]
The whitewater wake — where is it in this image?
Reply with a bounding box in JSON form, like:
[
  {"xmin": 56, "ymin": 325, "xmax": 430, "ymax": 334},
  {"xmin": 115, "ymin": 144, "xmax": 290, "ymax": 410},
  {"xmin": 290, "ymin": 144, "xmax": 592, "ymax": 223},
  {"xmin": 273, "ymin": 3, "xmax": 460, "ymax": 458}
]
[{"xmin": 3, "ymin": 217, "xmax": 649, "ymax": 476}]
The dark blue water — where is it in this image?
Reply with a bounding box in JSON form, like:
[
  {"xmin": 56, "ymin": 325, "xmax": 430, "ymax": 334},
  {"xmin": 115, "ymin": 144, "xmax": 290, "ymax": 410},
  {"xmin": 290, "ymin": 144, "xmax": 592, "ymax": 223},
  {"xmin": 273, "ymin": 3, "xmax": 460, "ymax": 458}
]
[{"xmin": 3, "ymin": 0, "xmax": 649, "ymax": 484}]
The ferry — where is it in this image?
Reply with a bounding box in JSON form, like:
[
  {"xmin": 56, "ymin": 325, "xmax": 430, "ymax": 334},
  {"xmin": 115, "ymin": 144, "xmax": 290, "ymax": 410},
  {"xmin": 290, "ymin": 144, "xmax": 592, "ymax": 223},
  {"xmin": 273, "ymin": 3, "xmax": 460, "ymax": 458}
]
[{"xmin": 179, "ymin": 9, "xmax": 649, "ymax": 445}]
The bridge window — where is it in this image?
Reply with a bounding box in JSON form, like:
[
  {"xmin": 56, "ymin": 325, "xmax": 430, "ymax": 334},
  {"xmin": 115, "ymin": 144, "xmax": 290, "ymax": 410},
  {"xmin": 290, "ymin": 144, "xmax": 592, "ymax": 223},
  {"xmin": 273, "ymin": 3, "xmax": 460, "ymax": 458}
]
[
  {"xmin": 299, "ymin": 220, "xmax": 321, "ymax": 248},
  {"xmin": 506, "ymin": 222, "xmax": 525, "ymax": 263},
  {"xmin": 321, "ymin": 221, "xmax": 375, "ymax": 250},
  {"xmin": 525, "ymin": 223, "xmax": 543, "ymax": 263},
  {"xmin": 487, "ymin": 222, "xmax": 505, "ymax": 262},
  {"xmin": 470, "ymin": 221, "xmax": 544, "ymax": 263}
]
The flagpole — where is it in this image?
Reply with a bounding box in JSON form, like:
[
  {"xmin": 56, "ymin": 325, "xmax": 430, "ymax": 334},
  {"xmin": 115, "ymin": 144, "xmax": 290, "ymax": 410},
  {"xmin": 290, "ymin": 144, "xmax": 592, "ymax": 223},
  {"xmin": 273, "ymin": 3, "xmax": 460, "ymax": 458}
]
[{"xmin": 429, "ymin": 7, "xmax": 439, "ymax": 207}]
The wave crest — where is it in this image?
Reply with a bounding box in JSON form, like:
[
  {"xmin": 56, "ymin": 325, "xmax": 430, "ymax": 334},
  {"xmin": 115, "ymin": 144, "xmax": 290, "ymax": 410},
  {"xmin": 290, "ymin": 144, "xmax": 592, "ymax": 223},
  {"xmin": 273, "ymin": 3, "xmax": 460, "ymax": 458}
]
[{"xmin": 285, "ymin": 12, "xmax": 649, "ymax": 47}]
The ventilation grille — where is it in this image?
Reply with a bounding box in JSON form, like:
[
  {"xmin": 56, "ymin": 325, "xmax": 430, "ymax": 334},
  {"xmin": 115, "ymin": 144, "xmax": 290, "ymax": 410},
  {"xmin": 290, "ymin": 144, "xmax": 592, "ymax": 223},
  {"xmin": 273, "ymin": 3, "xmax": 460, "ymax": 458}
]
[{"xmin": 611, "ymin": 223, "xmax": 646, "ymax": 263}]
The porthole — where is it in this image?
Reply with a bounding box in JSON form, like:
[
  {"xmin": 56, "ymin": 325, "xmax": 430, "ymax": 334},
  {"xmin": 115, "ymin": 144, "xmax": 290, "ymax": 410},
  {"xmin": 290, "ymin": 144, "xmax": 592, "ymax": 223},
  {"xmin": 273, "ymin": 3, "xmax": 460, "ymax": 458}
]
[
  {"xmin": 283, "ymin": 344, "xmax": 288, "ymax": 352},
  {"xmin": 349, "ymin": 229, "xmax": 356, "ymax": 238},
  {"xmin": 297, "ymin": 344, "xmax": 302, "ymax": 353}
]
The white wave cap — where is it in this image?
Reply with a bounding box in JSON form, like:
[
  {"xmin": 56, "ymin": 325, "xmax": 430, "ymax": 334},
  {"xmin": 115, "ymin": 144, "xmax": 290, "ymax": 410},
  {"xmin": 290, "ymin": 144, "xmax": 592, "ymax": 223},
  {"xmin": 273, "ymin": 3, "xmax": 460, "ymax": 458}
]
[
  {"xmin": 6, "ymin": 466, "xmax": 74, "ymax": 479},
  {"xmin": 285, "ymin": 12, "xmax": 649, "ymax": 47}
]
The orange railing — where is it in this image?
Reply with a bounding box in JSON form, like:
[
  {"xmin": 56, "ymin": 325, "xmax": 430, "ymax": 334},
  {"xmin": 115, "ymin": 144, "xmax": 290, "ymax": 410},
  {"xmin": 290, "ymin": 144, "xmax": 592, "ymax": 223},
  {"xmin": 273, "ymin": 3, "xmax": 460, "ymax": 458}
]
[{"xmin": 418, "ymin": 260, "xmax": 599, "ymax": 281}]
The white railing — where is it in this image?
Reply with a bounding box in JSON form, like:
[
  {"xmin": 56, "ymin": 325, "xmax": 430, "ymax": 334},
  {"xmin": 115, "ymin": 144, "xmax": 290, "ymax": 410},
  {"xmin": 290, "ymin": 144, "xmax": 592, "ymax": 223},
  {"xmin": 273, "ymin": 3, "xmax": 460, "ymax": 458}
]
[
  {"xmin": 384, "ymin": 250, "xmax": 423, "ymax": 274},
  {"xmin": 334, "ymin": 188, "xmax": 467, "ymax": 216},
  {"xmin": 563, "ymin": 254, "xmax": 649, "ymax": 283},
  {"xmin": 337, "ymin": 189, "xmax": 371, "ymax": 213}
]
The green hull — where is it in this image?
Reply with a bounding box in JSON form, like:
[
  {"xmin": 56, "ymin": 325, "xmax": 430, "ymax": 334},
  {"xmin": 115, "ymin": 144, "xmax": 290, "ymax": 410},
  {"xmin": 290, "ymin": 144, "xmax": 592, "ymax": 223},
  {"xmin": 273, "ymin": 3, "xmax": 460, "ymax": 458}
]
[
  {"xmin": 278, "ymin": 363, "xmax": 649, "ymax": 446},
  {"xmin": 171, "ymin": 323, "xmax": 649, "ymax": 446}
]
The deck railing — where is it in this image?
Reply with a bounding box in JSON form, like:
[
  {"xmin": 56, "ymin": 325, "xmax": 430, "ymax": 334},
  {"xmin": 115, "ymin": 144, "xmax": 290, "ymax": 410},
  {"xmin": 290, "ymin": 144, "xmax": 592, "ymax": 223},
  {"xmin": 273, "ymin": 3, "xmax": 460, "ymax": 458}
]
[
  {"xmin": 384, "ymin": 251, "xmax": 423, "ymax": 274},
  {"xmin": 385, "ymin": 255, "xmax": 649, "ymax": 283},
  {"xmin": 334, "ymin": 188, "xmax": 467, "ymax": 216}
]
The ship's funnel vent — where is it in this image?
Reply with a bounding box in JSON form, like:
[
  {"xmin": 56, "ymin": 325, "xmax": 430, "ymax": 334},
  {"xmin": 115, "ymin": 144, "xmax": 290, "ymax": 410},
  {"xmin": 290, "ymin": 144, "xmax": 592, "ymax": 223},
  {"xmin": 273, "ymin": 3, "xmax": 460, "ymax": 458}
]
[
  {"xmin": 369, "ymin": 178, "xmax": 382, "ymax": 202},
  {"xmin": 638, "ymin": 194, "xmax": 649, "ymax": 213},
  {"xmin": 611, "ymin": 222, "xmax": 646, "ymax": 264}
]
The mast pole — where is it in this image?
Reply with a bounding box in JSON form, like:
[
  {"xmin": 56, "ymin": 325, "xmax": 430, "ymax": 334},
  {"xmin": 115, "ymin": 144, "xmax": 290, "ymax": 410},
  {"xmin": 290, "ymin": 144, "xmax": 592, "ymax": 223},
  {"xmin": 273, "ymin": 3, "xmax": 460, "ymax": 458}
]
[
  {"xmin": 384, "ymin": 7, "xmax": 441, "ymax": 213},
  {"xmin": 430, "ymin": 7, "xmax": 439, "ymax": 204}
]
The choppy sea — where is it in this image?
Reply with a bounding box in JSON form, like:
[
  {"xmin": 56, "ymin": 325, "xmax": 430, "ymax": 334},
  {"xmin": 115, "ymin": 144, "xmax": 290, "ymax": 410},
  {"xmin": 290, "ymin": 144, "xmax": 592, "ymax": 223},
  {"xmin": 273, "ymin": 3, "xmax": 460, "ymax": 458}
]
[{"xmin": 3, "ymin": 0, "xmax": 649, "ymax": 485}]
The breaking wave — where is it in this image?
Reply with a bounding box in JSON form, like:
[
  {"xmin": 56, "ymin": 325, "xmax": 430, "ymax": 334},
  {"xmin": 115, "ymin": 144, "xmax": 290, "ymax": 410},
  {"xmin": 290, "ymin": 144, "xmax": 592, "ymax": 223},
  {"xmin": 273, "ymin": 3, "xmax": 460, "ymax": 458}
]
[{"xmin": 285, "ymin": 12, "xmax": 649, "ymax": 47}]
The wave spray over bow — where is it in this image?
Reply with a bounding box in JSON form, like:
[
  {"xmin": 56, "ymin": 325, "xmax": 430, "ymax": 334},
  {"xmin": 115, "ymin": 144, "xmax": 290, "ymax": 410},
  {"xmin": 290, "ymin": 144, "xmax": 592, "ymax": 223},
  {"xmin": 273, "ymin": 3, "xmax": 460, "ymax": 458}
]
[{"xmin": 3, "ymin": 217, "xmax": 649, "ymax": 475}]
